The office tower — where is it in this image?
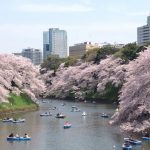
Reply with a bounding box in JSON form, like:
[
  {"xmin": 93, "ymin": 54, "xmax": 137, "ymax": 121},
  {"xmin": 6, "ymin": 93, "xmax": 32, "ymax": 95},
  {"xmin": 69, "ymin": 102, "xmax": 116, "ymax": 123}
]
[
  {"xmin": 137, "ymin": 16, "xmax": 150, "ymax": 45},
  {"xmin": 43, "ymin": 28, "xmax": 67, "ymax": 60},
  {"xmin": 22, "ymin": 48, "xmax": 42, "ymax": 65},
  {"xmin": 43, "ymin": 31, "xmax": 50, "ymax": 60}
]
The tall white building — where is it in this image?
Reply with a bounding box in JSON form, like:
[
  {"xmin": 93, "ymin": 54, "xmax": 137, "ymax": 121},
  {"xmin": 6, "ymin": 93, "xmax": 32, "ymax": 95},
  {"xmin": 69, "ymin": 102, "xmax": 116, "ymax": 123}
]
[
  {"xmin": 22, "ymin": 48, "xmax": 42, "ymax": 65},
  {"xmin": 43, "ymin": 28, "xmax": 67, "ymax": 60},
  {"xmin": 137, "ymin": 16, "xmax": 150, "ymax": 45}
]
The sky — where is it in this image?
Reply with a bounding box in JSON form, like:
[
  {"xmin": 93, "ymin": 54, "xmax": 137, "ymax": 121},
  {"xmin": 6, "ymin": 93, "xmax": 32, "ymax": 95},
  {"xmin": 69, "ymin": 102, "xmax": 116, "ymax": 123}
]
[{"xmin": 0, "ymin": 0, "xmax": 150, "ymax": 53}]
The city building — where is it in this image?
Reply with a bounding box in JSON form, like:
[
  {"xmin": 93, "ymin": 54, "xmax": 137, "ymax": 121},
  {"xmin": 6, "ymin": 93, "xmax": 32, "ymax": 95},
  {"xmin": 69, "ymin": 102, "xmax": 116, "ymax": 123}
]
[
  {"xmin": 100, "ymin": 42, "xmax": 112, "ymax": 47},
  {"xmin": 114, "ymin": 44, "xmax": 124, "ymax": 48},
  {"xmin": 69, "ymin": 42, "xmax": 100, "ymax": 57},
  {"xmin": 13, "ymin": 53, "xmax": 22, "ymax": 56},
  {"xmin": 22, "ymin": 48, "xmax": 42, "ymax": 65},
  {"xmin": 43, "ymin": 28, "xmax": 67, "ymax": 60},
  {"xmin": 43, "ymin": 31, "xmax": 50, "ymax": 60},
  {"xmin": 137, "ymin": 15, "xmax": 150, "ymax": 45}
]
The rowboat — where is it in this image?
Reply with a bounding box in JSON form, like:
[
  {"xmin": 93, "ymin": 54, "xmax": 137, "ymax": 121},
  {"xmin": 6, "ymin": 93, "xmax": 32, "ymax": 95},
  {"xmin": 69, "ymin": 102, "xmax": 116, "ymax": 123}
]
[
  {"xmin": 2, "ymin": 118, "xmax": 13, "ymax": 122},
  {"xmin": 40, "ymin": 112, "xmax": 52, "ymax": 116},
  {"xmin": 12, "ymin": 119, "xmax": 26, "ymax": 123},
  {"xmin": 55, "ymin": 113, "xmax": 66, "ymax": 118},
  {"xmin": 64, "ymin": 122, "xmax": 72, "ymax": 129},
  {"xmin": 142, "ymin": 137, "xmax": 150, "ymax": 141},
  {"xmin": 82, "ymin": 112, "xmax": 87, "ymax": 116},
  {"xmin": 7, "ymin": 137, "xmax": 31, "ymax": 141},
  {"xmin": 124, "ymin": 138, "xmax": 142, "ymax": 145},
  {"xmin": 122, "ymin": 143, "xmax": 132, "ymax": 150},
  {"xmin": 101, "ymin": 113, "xmax": 109, "ymax": 118}
]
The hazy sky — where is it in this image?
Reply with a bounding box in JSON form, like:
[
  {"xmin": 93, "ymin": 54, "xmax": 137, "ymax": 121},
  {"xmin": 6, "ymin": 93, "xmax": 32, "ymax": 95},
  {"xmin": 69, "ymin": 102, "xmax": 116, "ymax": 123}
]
[{"xmin": 0, "ymin": 0, "xmax": 150, "ymax": 53}]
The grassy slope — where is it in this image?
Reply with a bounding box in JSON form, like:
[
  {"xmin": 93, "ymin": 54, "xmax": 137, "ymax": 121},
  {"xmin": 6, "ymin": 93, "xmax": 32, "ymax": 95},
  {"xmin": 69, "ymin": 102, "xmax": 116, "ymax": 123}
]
[{"xmin": 0, "ymin": 93, "xmax": 38, "ymax": 113}]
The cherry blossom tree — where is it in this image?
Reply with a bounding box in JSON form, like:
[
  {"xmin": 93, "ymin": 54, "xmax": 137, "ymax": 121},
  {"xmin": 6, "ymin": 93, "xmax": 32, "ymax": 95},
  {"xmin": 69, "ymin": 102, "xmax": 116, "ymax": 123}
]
[
  {"xmin": 44, "ymin": 56, "xmax": 126, "ymax": 100},
  {"xmin": 0, "ymin": 54, "xmax": 45, "ymax": 103},
  {"xmin": 111, "ymin": 46, "xmax": 150, "ymax": 134}
]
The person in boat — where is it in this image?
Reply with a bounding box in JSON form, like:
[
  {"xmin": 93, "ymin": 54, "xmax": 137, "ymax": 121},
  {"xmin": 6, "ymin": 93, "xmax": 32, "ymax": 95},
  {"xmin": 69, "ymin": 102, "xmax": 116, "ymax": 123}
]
[
  {"xmin": 124, "ymin": 141, "xmax": 130, "ymax": 147},
  {"xmin": 62, "ymin": 103, "xmax": 66, "ymax": 106},
  {"xmin": 4, "ymin": 117, "xmax": 9, "ymax": 121},
  {"xmin": 15, "ymin": 134, "xmax": 19, "ymax": 138},
  {"xmin": 128, "ymin": 134, "xmax": 134, "ymax": 141},
  {"xmin": 145, "ymin": 132, "xmax": 150, "ymax": 137},
  {"xmin": 65, "ymin": 121, "xmax": 68, "ymax": 125},
  {"xmin": 128, "ymin": 138, "xmax": 134, "ymax": 141},
  {"xmin": 9, "ymin": 133, "xmax": 14, "ymax": 137},
  {"xmin": 57, "ymin": 113, "xmax": 60, "ymax": 117},
  {"xmin": 24, "ymin": 133, "xmax": 29, "ymax": 138}
]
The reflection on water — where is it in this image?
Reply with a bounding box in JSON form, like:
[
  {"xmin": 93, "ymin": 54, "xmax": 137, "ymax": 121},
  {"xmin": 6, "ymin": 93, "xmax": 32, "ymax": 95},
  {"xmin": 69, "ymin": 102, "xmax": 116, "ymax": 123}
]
[{"xmin": 0, "ymin": 99, "xmax": 149, "ymax": 150}]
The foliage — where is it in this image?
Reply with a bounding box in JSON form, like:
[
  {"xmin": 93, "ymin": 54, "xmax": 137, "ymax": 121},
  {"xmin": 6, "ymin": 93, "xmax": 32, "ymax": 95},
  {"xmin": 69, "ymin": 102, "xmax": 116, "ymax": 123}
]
[
  {"xmin": 64, "ymin": 56, "xmax": 79, "ymax": 67},
  {"xmin": 65, "ymin": 90, "xmax": 75, "ymax": 100},
  {"xmin": 114, "ymin": 42, "xmax": 143, "ymax": 62},
  {"xmin": 82, "ymin": 47, "xmax": 119, "ymax": 63},
  {"xmin": 81, "ymin": 48, "xmax": 99, "ymax": 62},
  {"xmin": 98, "ymin": 83, "xmax": 121, "ymax": 102},
  {"xmin": 41, "ymin": 55, "xmax": 80, "ymax": 70},
  {"xmin": 84, "ymin": 83, "xmax": 121, "ymax": 103},
  {"xmin": 94, "ymin": 46, "xmax": 119, "ymax": 63},
  {"xmin": 41, "ymin": 55, "xmax": 65, "ymax": 71}
]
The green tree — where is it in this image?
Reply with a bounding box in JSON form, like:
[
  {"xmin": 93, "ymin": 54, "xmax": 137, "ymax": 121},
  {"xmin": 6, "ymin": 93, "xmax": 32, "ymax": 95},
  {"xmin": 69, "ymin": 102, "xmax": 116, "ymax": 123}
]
[
  {"xmin": 64, "ymin": 56, "xmax": 79, "ymax": 67},
  {"xmin": 94, "ymin": 46, "xmax": 119, "ymax": 63},
  {"xmin": 41, "ymin": 55, "xmax": 64, "ymax": 71},
  {"xmin": 114, "ymin": 42, "xmax": 144, "ymax": 62},
  {"xmin": 81, "ymin": 48, "xmax": 98, "ymax": 62}
]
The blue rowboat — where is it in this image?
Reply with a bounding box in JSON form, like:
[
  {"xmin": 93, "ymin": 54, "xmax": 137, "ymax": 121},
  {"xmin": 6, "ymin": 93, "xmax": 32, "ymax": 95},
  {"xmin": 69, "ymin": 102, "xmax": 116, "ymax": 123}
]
[
  {"xmin": 142, "ymin": 137, "xmax": 150, "ymax": 141},
  {"xmin": 7, "ymin": 137, "xmax": 31, "ymax": 141}
]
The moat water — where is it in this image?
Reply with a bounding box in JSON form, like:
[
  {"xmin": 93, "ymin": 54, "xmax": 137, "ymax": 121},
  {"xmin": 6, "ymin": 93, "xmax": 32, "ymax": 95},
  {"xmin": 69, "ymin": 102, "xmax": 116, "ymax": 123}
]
[{"xmin": 0, "ymin": 99, "xmax": 149, "ymax": 150}]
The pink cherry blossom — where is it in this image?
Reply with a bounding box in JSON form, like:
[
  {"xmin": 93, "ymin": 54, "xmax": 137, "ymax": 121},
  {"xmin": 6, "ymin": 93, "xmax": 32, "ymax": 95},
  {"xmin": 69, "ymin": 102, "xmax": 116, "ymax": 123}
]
[{"xmin": 0, "ymin": 54, "xmax": 45, "ymax": 103}]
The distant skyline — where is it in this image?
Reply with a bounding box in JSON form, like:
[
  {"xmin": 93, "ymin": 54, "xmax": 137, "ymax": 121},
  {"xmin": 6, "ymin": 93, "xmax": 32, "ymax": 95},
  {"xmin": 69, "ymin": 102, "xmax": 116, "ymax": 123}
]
[{"xmin": 0, "ymin": 0, "xmax": 150, "ymax": 53}]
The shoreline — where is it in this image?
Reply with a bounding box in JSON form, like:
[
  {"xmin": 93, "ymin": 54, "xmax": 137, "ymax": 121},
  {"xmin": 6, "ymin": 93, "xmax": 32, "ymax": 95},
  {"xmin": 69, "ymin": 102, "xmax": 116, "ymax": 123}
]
[
  {"xmin": 0, "ymin": 105, "xmax": 39, "ymax": 118},
  {"xmin": 45, "ymin": 96, "xmax": 118, "ymax": 104}
]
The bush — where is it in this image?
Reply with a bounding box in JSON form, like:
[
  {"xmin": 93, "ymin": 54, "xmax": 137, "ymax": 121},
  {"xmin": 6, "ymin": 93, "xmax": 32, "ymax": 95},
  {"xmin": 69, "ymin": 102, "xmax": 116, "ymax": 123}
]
[
  {"xmin": 114, "ymin": 43, "xmax": 144, "ymax": 62},
  {"xmin": 81, "ymin": 48, "xmax": 99, "ymax": 62},
  {"xmin": 41, "ymin": 55, "xmax": 65, "ymax": 71},
  {"xmin": 64, "ymin": 56, "xmax": 79, "ymax": 67},
  {"xmin": 94, "ymin": 46, "xmax": 119, "ymax": 63}
]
